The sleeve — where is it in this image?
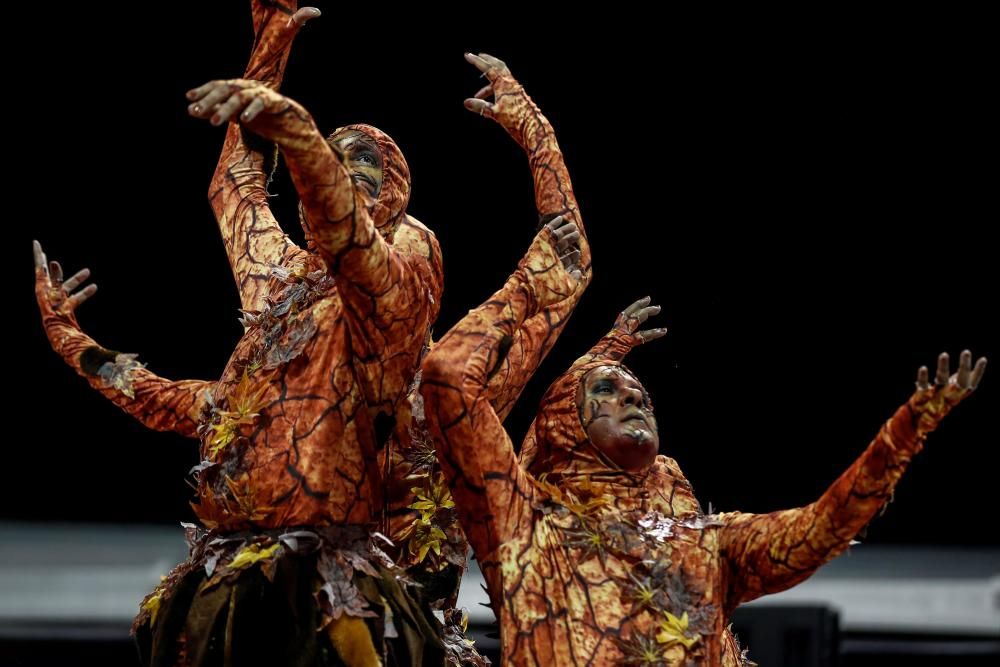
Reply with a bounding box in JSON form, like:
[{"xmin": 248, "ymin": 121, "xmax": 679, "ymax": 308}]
[
  {"xmin": 39, "ymin": 302, "xmax": 210, "ymax": 439},
  {"xmin": 419, "ymin": 258, "xmax": 560, "ymax": 563},
  {"xmin": 719, "ymin": 390, "xmax": 947, "ymax": 613},
  {"xmin": 208, "ymin": 1, "xmax": 308, "ymax": 313},
  {"xmin": 481, "ymin": 71, "xmax": 593, "ymax": 420}
]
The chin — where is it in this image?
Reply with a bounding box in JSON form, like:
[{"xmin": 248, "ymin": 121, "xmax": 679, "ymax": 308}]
[
  {"xmin": 611, "ymin": 440, "xmax": 659, "ymax": 472},
  {"xmin": 629, "ymin": 450, "xmax": 659, "ymax": 472}
]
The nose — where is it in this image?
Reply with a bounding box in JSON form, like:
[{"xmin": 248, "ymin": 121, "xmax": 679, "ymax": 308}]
[{"xmin": 620, "ymin": 386, "xmax": 643, "ymax": 407}]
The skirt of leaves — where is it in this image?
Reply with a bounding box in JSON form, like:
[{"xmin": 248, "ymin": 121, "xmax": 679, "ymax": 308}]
[{"xmin": 134, "ymin": 548, "xmax": 447, "ymax": 667}]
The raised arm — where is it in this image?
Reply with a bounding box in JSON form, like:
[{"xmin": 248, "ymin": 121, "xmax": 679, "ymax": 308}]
[
  {"xmin": 190, "ymin": 80, "xmax": 423, "ymax": 329},
  {"xmin": 420, "ymin": 219, "xmax": 581, "ymax": 566},
  {"xmin": 203, "ymin": 3, "xmax": 320, "ymax": 313},
  {"xmin": 720, "ymin": 350, "xmax": 988, "ymax": 614},
  {"xmin": 464, "ymin": 53, "xmax": 588, "ymax": 247},
  {"xmin": 34, "ymin": 242, "xmax": 211, "ymax": 438},
  {"xmin": 464, "ymin": 53, "xmax": 594, "ymax": 418}
]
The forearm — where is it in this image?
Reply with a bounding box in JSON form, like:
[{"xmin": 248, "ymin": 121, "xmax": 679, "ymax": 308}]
[
  {"xmin": 487, "ymin": 303, "xmax": 575, "ymax": 421},
  {"xmin": 420, "ymin": 275, "xmax": 540, "ymax": 556},
  {"xmin": 212, "ymin": 0, "xmax": 299, "ymax": 201},
  {"xmin": 209, "ymin": 127, "xmax": 294, "ymax": 310},
  {"xmin": 722, "ymin": 396, "xmax": 927, "ymax": 608},
  {"xmin": 272, "ymin": 114, "xmax": 386, "ymax": 274},
  {"xmin": 496, "ymin": 76, "xmax": 583, "ymax": 224},
  {"xmin": 43, "ymin": 316, "xmax": 208, "ymax": 438},
  {"xmin": 482, "ymin": 217, "xmax": 586, "ymax": 417},
  {"xmin": 209, "ymin": 1, "xmax": 303, "ymax": 310}
]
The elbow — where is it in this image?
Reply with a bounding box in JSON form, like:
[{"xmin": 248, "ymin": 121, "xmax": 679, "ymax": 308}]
[
  {"xmin": 419, "ymin": 346, "xmax": 482, "ymax": 409},
  {"xmin": 420, "ymin": 349, "xmax": 454, "ymax": 389}
]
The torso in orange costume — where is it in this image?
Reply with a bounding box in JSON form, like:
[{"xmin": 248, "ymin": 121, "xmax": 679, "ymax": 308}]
[
  {"xmin": 191, "ymin": 221, "xmax": 437, "ymax": 530},
  {"xmin": 185, "ymin": 3, "xmax": 443, "ymax": 532},
  {"xmin": 494, "ymin": 462, "xmax": 744, "ymax": 666}
]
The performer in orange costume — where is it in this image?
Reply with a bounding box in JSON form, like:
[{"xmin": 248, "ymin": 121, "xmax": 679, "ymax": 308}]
[
  {"xmin": 420, "ymin": 245, "xmax": 987, "ymax": 663},
  {"xmin": 35, "ymin": 3, "xmax": 448, "ymax": 664}
]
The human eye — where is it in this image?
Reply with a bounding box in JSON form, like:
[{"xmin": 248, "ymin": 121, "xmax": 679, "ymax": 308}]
[{"xmin": 593, "ymin": 380, "xmax": 614, "ymax": 395}]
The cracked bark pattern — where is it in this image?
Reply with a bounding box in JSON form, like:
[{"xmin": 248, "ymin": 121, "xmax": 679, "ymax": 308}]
[
  {"xmin": 188, "ymin": 2, "xmax": 440, "ymax": 535},
  {"xmin": 423, "ymin": 274, "xmax": 950, "ymax": 665}
]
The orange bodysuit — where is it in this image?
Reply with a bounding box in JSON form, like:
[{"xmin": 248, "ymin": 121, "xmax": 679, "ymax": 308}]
[
  {"xmin": 37, "ymin": 3, "xmax": 445, "ymax": 664},
  {"xmin": 421, "ymin": 258, "xmax": 964, "ymax": 665}
]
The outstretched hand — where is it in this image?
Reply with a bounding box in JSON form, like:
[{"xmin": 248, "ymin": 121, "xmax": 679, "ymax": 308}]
[
  {"xmin": 186, "ymin": 78, "xmax": 293, "ymax": 129},
  {"xmin": 911, "ymin": 350, "xmax": 987, "ymax": 429},
  {"xmin": 916, "ymin": 349, "xmax": 986, "ymax": 397},
  {"xmin": 610, "ymin": 297, "xmax": 668, "ymax": 346},
  {"xmin": 463, "ymin": 52, "xmax": 527, "ymax": 131},
  {"xmin": 33, "ymin": 240, "xmax": 96, "ymax": 326}
]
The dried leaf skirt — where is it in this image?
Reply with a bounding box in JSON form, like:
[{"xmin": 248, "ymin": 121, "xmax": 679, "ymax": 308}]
[{"xmin": 132, "ymin": 525, "xmax": 448, "ymax": 667}]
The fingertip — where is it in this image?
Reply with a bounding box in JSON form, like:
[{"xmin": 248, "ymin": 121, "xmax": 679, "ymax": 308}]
[{"xmin": 290, "ymin": 6, "xmax": 321, "ymax": 26}]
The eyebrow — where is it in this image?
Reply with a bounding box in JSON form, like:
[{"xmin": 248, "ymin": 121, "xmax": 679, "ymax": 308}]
[{"xmin": 348, "ymin": 137, "xmax": 379, "ymax": 153}]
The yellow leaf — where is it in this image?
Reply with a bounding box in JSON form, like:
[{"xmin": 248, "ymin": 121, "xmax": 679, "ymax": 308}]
[
  {"xmin": 142, "ymin": 592, "xmax": 162, "ymax": 626},
  {"xmin": 228, "ymin": 542, "xmax": 281, "ymax": 571},
  {"xmin": 656, "ymin": 610, "xmax": 699, "ymax": 649}
]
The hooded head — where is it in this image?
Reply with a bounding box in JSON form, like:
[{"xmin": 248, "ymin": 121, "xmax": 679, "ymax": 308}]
[
  {"xmin": 519, "ymin": 323, "xmax": 659, "ymax": 479},
  {"xmin": 519, "ymin": 316, "xmax": 702, "ymax": 517},
  {"xmin": 326, "ymin": 124, "xmax": 410, "ymax": 241}
]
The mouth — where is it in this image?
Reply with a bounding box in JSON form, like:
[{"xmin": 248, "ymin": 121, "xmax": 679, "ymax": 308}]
[{"xmin": 623, "ymin": 412, "xmax": 648, "ymax": 426}]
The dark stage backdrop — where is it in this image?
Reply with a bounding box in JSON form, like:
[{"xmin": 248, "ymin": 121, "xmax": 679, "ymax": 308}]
[{"xmin": 11, "ymin": 4, "xmax": 996, "ymax": 546}]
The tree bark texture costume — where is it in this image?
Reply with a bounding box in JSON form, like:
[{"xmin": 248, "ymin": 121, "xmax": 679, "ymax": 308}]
[
  {"xmin": 36, "ymin": 3, "xmax": 450, "ymax": 665},
  {"xmin": 421, "ymin": 258, "xmax": 976, "ymax": 665}
]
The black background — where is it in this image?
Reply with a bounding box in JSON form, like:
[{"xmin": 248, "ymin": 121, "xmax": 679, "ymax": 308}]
[{"xmin": 10, "ymin": 4, "xmax": 996, "ymax": 545}]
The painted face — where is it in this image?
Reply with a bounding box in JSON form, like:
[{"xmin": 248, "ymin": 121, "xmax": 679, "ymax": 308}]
[
  {"xmin": 329, "ymin": 129, "xmax": 383, "ymax": 198},
  {"xmin": 577, "ymin": 365, "xmax": 659, "ymax": 472}
]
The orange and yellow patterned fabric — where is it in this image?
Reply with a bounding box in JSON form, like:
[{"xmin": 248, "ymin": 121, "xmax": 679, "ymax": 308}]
[{"xmin": 422, "ymin": 257, "xmax": 977, "ymax": 665}]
